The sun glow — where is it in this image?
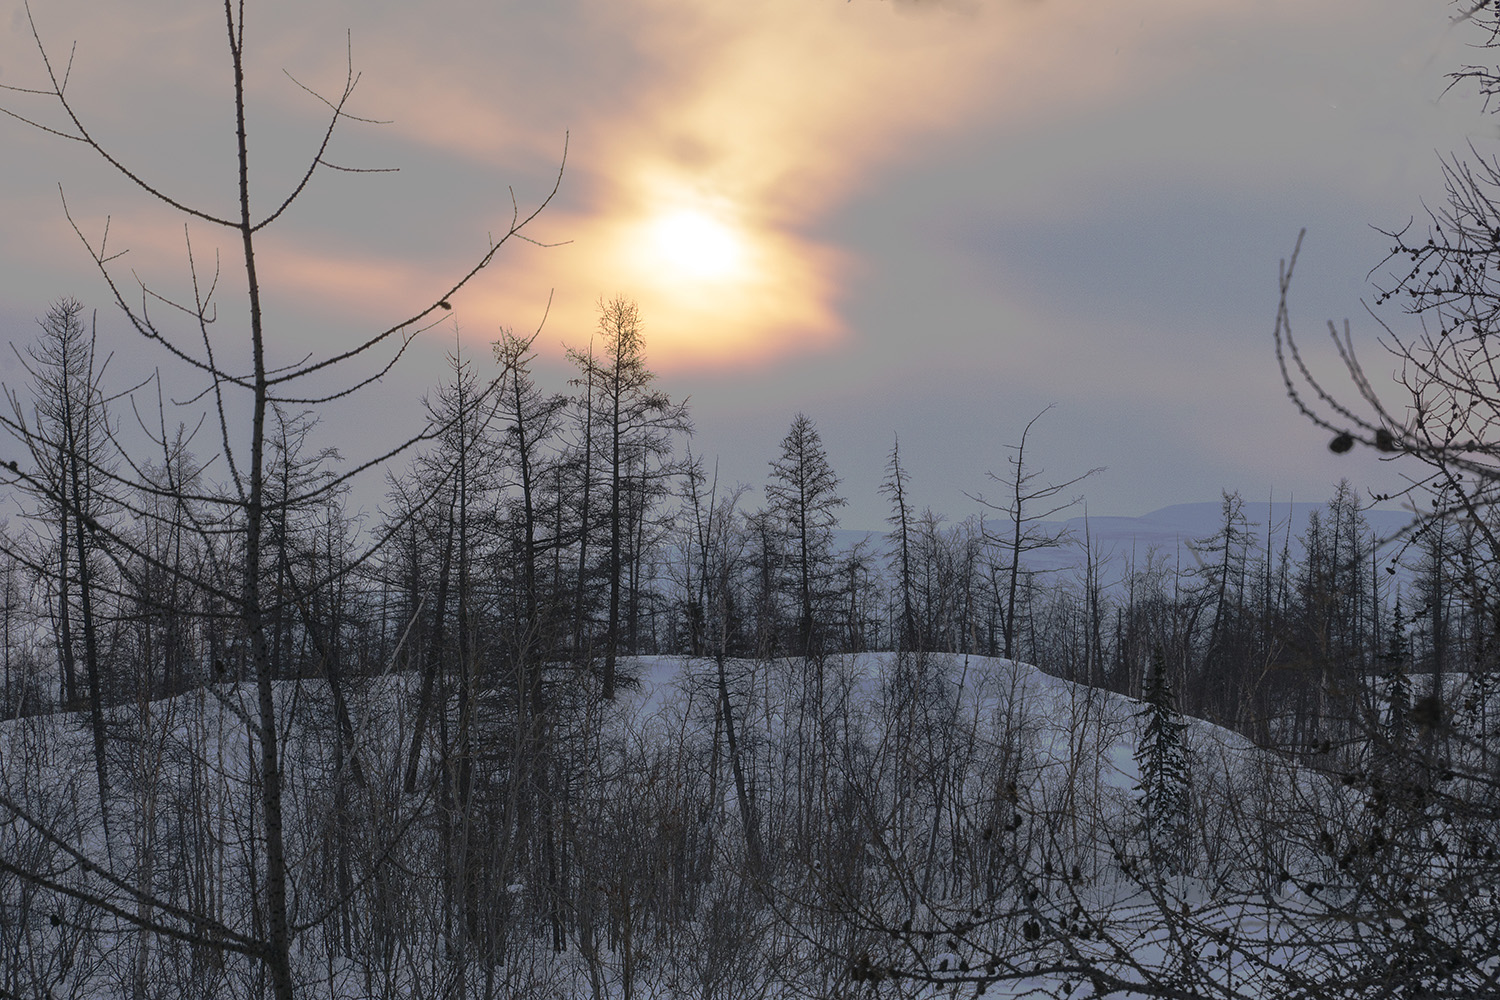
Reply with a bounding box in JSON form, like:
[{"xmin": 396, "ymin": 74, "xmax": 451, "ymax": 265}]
[
  {"xmin": 459, "ymin": 160, "xmax": 848, "ymax": 369},
  {"xmin": 644, "ymin": 207, "xmax": 746, "ymax": 282}
]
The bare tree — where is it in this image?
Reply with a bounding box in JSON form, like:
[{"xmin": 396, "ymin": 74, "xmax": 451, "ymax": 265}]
[
  {"xmin": 568, "ymin": 297, "xmax": 690, "ymax": 697},
  {"xmin": 0, "ymin": 4, "xmax": 559, "ymax": 996},
  {"xmin": 880, "ymin": 435, "xmax": 919, "ymax": 653},
  {"xmin": 971, "ymin": 405, "xmax": 1102, "ymax": 661},
  {"xmin": 3, "ymin": 299, "xmax": 120, "ymax": 842}
]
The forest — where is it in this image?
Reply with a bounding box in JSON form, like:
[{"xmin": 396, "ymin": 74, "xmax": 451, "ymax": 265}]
[
  {"xmin": 5, "ymin": 2, "xmax": 1500, "ymax": 999},
  {"xmin": 3, "ymin": 282, "xmax": 1498, "ymax": 1000}
]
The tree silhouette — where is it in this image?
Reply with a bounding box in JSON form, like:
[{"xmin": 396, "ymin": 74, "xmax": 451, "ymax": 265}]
[
  {"xmin": 1134, "ymin": 647, "xmax": 1190, "ymax": 874},
  {"xmin": 766, "ymin": 412, "xmax": 845, "ymax": 658},
  {"xmin": 0, "ymin": 5, "xmax": 560, "ymax": 995}
]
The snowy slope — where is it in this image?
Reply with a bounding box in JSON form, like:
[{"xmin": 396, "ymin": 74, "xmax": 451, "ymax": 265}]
[{"xmin": 0, "ymin": 654, "xmax": 1410, "ymax": 1000}]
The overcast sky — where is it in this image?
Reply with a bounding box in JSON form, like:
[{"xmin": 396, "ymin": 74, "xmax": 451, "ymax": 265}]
[{"xmin": 0, "ymin": 0, "xmax": 1486, "ymax": 528}]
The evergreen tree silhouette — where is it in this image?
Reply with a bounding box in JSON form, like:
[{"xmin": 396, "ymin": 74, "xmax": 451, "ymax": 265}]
[{"xmin": 1135, "ymin": 646, "xmax": 1190, "ymax": 874}]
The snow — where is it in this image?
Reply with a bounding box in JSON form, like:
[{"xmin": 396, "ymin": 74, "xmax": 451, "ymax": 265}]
[{"xmin": 0, "ymin": 651, "xmax": 1469, "ymax": 999}]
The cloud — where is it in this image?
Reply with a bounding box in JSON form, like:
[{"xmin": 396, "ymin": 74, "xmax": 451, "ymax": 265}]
[
  {"xmin": 1, "ymin": 0, "xmax": 1471, "ymax": 382},
  {"xmin": 511, "ymin": 0, "xmax": 1034, "ymax": 366},
  {"xmin": 505, "ymin": 0, "xmax": 1411, "ymax": 370}
]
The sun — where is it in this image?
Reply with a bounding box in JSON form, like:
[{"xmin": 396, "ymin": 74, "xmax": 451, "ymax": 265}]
[
  {"xmin": 646, "ymin": 208, "xmax": 746, "ymax": 282},
  {"xmin": 573, "ymin": 183, "xmax": 844, "ymax": 366}
]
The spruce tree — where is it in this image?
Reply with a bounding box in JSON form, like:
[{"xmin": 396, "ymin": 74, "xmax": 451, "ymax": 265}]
[
  {"xmin": 1383, "ymin": 595, "xmax": 1411, "ymax": 747},
  {"xmin": 1134, "ymin": 647, "xmax": 1190, "ymax": 874}
]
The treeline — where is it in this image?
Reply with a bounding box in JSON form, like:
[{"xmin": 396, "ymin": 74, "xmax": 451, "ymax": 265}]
[
  {"xmin": 0, "ymin": 298, "xmax": 1479, "ymax": 755},
  {"xmin": 2, "ymin": 294, "xmax": 1494, "ymax": 996},
  {"xmin": 3, "ymin": 301, "xmax": 1499, "ymax": 997}
]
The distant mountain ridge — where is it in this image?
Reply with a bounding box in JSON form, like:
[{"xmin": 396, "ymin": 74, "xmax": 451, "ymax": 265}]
[
  {"xmin": 840, "ymin": 499, "xmax": 1421, "ymax": 581},
  {"xmin": 1037, "ymin": 500, "xmax": 1417, "ymax": 571}
]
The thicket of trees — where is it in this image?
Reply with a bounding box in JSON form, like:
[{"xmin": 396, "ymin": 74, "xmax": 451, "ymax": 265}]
[
  {"xmin": 5, "ymin": 1, "xmax": 1500, "ymax": 998},
  {"xmin": 3, "ymin": 279, "xmax": 1490, "ymax": 997}
]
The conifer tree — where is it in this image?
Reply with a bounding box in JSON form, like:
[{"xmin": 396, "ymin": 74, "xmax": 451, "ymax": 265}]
[
  {"xmin": 1383, "ymin": 594, "xmax": 1411, "ymax": 747},
  {"xmin": 766, "ymin": 413, "xmax": 845, "ymax": 657},
  {"xmin": 1134, "ymin": 647, "xmax": 1190, "ymax": 874}
]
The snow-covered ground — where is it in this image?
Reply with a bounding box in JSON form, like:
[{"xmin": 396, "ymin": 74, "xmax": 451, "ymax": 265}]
[{"xmin": 0, "ymin": 652, "xmax": 1485, "ymax": 999}]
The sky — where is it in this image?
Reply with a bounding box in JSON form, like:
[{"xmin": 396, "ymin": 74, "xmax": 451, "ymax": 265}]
[{"xmin": 0, "ymin": 0, "xmax": 1487, "ymax": 530}]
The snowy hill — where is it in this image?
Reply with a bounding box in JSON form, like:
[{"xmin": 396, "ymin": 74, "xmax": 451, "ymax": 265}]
[{"xmin": 1, "ymin": 651, "xmax": 1483, "ymax": 999}]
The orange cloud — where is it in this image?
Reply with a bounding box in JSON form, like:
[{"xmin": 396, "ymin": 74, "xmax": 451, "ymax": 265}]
[
  {"xmin": 479, "ymin": 0, "xmax": 1265, "ymax": 371},
  {"xmin": 2, "ymin": 0, "xmax": 1382, "ymax": 376}
]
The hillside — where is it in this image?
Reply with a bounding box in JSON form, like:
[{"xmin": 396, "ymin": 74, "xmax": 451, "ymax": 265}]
[{"xmin": 8, "ymin": 651, "xmax": 1471, "ymax": 1000}]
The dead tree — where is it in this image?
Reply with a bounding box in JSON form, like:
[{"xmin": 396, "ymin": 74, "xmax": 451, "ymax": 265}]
[{"xmin": 0, "ymin": 4, "xmax": 560, "ymax": 996}]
